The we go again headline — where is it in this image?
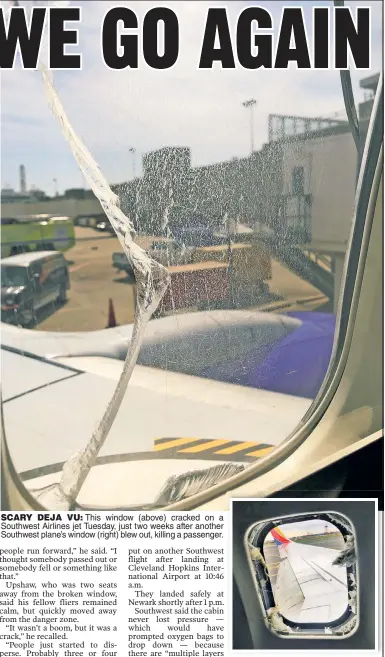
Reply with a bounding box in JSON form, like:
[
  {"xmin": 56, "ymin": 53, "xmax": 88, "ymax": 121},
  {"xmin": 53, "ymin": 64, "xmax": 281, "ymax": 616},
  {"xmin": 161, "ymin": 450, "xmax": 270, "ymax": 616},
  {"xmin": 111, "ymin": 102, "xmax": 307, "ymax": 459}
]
[{"xmin": 0, "ymin": 3, "xmax": 372, "ymax": 72}]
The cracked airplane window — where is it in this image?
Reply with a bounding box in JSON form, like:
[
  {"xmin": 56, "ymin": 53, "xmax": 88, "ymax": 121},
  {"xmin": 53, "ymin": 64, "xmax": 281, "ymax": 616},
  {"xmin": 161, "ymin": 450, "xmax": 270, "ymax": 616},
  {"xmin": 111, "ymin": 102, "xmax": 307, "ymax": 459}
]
[
  {"xmin": 245, "ymin": 512, "xmax": 359, "ymax": 638},
  {"xmin": 0, "ymin": 1, "xmax": 382, "ymax": 510}
]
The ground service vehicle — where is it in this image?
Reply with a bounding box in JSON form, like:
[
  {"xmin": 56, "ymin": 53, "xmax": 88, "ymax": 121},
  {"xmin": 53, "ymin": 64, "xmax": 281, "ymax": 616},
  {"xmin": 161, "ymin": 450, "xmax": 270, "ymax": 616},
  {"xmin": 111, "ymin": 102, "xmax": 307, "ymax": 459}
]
[
  {"xmin": 1, "ymin": 251, "xmax": 70, "ymax": 326},
  {"xmin": 1, "ymin": 214, "xmax": 75, "ymax": 258}
]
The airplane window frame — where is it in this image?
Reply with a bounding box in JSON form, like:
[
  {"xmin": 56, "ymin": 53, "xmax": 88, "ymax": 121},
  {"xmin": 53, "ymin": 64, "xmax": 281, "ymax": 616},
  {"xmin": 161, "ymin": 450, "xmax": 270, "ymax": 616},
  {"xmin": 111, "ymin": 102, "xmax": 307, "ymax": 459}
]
[
  {"xmin": 0, "ymin": 75, "xmax": 383, "ymax": 511},
  {"xmin": 244, "ymin": 510, "xmax": 359, "ymax": 639}
]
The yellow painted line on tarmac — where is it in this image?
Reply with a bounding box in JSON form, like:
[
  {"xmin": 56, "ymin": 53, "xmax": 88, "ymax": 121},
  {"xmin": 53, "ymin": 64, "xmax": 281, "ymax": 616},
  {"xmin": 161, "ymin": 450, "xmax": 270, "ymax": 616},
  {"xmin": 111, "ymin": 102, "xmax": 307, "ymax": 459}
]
[
  {"xmin": 179, "ymin": 439, "xmax": 230, "ymax": 454},
  {"xmin": 246, "ymin": 446, "xmax": 275, "ymax": 458},
  {"xmin": 152, "ymin": 437, "xmax": 276, "ymax": 460},
  {"xmin": 154, "ymin": 437, "xmax": 201, "ymax": 451},
  {"xmin": 214, "ymin": 441, "xmax": 260, "ymax": 455}
]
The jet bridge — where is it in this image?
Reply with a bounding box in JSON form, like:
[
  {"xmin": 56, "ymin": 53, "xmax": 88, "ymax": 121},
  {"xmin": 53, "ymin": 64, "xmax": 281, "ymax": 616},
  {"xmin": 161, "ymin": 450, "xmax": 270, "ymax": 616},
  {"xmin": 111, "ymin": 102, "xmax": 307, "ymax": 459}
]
[{"xmin": 261, "ymin": 114, "xmax": 359, "ymax": 308}]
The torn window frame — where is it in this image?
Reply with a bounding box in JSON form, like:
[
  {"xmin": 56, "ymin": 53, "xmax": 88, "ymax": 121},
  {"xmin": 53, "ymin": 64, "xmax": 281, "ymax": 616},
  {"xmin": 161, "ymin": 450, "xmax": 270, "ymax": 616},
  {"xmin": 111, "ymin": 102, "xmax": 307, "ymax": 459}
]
[{"xmin": 244, "ymin": 510, "xmax": 359, "ymax": 639}]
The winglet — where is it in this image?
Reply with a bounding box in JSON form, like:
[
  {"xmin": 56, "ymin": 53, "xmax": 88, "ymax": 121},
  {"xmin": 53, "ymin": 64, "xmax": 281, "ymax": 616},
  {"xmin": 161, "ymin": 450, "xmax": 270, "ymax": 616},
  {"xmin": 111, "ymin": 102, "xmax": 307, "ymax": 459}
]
[{"xmin": 270, "ymin": 527, "xmax": 291, "ymax": 546}]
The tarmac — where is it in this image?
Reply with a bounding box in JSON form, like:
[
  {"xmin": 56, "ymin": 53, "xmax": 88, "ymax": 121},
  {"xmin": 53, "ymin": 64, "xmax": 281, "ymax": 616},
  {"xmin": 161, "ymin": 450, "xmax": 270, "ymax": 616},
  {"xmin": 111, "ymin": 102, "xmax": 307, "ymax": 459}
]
[{"xmin": 36, "ymin": 227, "xmax": 329, "ymax": 332}]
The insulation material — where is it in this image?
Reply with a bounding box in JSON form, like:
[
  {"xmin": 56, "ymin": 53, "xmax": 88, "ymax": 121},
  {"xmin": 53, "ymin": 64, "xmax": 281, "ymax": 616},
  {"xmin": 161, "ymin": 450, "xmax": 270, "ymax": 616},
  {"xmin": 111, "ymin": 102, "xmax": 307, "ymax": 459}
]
[
  {"xmin": 153, "ymin": 463, "xmax": 244, "ymax": 506},
  {"xmin": 332, "ymin": 534, "xmax": 357, "ymax": 567},
  {"xmin": 266, "ymin": 609, "xmax": 293, "ymax": 634}
]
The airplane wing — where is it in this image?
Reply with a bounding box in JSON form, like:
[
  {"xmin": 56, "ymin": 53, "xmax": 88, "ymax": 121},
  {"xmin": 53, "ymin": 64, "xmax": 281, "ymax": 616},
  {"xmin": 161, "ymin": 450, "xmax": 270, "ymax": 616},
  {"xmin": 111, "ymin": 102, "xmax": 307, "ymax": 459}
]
[
  {"xmin": 1, "ymin": 309, "xmax": 333, "ymax": 400},
  {"xmin": 272, "ymin": 529, "xmax": 348, "ymax": 624},
  {"xmin": 1, "ymin": 339, "xmax": 311, "ymax": 508},
  {"xmin": 1, "ymin": 311, "xmax": 314, "ymax": 508},
  {"xmin": 1, "ymin": 309, "xmax": 300, "ymax": 371}
]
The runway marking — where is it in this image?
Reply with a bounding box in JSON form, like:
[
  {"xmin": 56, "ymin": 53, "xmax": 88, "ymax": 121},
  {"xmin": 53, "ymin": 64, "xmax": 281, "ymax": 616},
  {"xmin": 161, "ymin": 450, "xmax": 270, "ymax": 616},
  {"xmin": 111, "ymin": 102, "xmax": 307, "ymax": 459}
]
[
  {"xmin": 152, "ymin": 437, "xmax": 275, "ymax": 461},
  {"xmin": 154, "ymin": 437, "xmax": 202, "ymax": 451},
  {"xmin": 245, "ymin": 446, "xmax": 275, "ymax": 457},
  {"xmin": 179, "ymin": 439, "xmax": 231, "ymax": 453},
  {"xmin": 154, "ymin": 438, "xmax": 274, "ymax": 463}
]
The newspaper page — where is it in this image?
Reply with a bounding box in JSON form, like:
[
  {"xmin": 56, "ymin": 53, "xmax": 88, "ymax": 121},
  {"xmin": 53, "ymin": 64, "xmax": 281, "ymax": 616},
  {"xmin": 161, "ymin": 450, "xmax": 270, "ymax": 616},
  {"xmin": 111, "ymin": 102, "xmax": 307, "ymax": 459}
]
[{"xmin": 0, "ymin": 1, "xmax": 383, "ymax": 656}]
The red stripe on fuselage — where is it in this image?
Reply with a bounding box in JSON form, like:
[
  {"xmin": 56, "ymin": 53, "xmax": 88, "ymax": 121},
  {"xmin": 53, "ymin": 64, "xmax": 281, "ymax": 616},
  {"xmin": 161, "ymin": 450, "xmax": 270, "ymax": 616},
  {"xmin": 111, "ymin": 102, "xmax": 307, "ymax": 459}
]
[{"xmin": 270, "ymin": 527, "xmax": 291, "ymax": 544}]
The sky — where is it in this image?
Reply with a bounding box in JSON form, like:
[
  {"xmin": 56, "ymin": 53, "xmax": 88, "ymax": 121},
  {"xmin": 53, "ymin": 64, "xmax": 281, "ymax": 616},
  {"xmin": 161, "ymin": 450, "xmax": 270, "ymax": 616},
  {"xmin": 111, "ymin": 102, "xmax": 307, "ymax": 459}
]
[
  {"xmin": 0, "ymin": 0, "xmax": 382, "ymax": 194},
  {"xmin": 265, "ymin": 518, "xmax": 341, "ymax": 539}
]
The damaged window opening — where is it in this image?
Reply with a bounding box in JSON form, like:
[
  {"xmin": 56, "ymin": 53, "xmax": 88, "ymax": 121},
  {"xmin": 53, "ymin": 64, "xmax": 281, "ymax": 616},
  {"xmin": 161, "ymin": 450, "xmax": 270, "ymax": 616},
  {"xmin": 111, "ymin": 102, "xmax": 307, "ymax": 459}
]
[
  {"xmin": 0, "ymin": 1, "xmax": 382, "ymax": 511},
  {"xmin": 245, "ymin": 511, "xmax": 359, "ymax": 638}
]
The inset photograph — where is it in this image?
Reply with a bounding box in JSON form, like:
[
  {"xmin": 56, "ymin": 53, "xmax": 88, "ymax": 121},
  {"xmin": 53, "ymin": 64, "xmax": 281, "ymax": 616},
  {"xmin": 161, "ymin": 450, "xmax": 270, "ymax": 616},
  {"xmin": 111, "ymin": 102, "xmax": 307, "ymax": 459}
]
[
  {"xmin": 248, "ymin": 512, "xmax": 357, "ymax": 636},
  {"xmin": 232, "ymin": 499, "xmax": 378, "ymax": 651}
]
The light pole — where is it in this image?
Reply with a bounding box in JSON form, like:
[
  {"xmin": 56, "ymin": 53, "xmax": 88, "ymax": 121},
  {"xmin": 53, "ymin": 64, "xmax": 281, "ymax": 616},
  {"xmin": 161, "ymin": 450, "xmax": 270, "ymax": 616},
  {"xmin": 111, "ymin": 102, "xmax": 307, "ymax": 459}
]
[
  {"xmin": 242, "ymin": 99, "xmax": 257, "ymax": 155},
  {"xmin": 53, "ymin": 178, "xmax": 58, "ymax": 196},
  {"xmin": 129, "ymin": 147, "xmax": 136, "ymax": 179}
]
